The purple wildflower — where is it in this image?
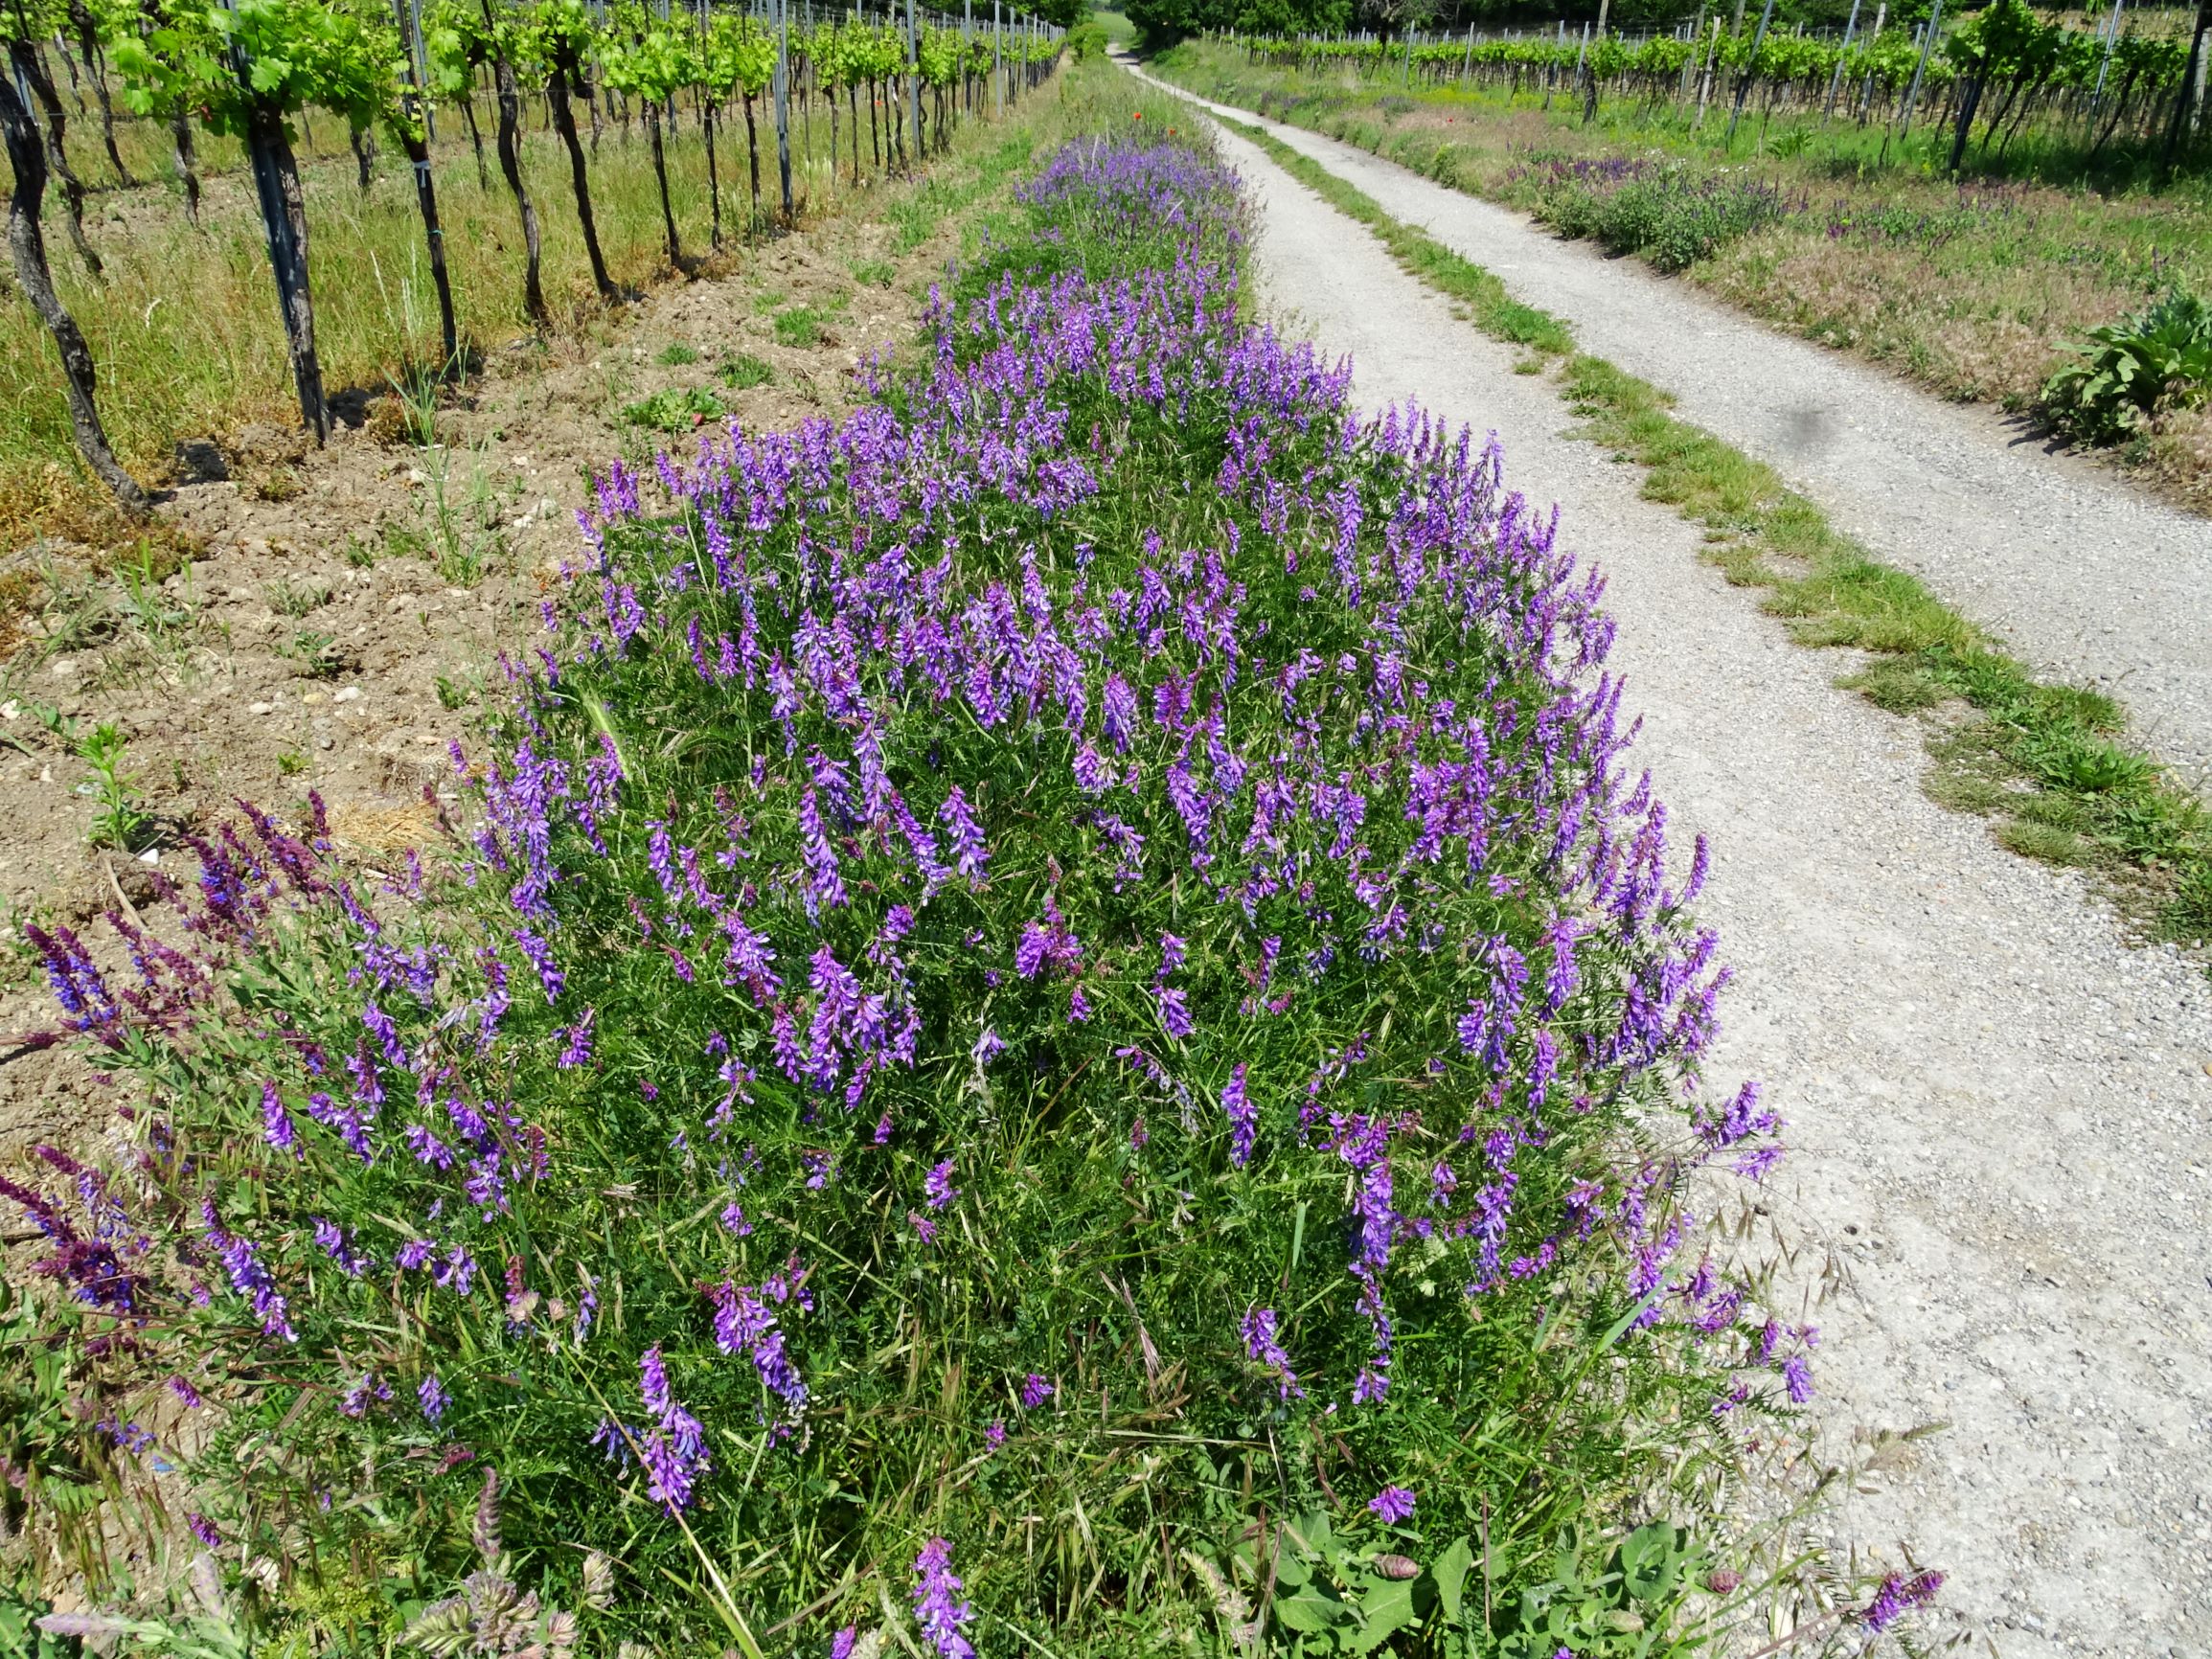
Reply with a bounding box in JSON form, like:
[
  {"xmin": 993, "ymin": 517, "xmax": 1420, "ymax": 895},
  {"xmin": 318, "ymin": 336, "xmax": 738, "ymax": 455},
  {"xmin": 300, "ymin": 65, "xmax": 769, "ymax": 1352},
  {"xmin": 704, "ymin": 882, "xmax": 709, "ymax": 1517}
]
[
  {"xmin": 1019, "ymin": 1373, "xmax": 1053, "ymax": 1410},
  {"xmin": 1368, "ymin": 1486, "xmax": 1416, "ymax": 1524},
  {"xmin": 420, "ymin": 1373, "xmax": 450, "ymax": 1423},
  {"xmin": 1782, "ymin": 1352, "xmax": 1815, "ymax": 1404},
  {"xmin": 186, "ymin": 1512, "xmax": 221, "ymax": 1550},
  {"xmin": 1861, "ymin": 1571, "xmax": 1943, "ymax": 1632},
  {"xmin": 312, "ymin": 1217, "xmax": 371, "ymax": 1277},
  {"xmin": 938, "ymin": 788, "xmax": 988, "ymax": 885},
  {"xmin": 261, "ymin": 1082, "xmax": 299, "ymax": 1158},
  {"xmin": 631, "ymin": 1345, "xmax": 711, "ymax": 1514},
  {"xmin": 1153, "ymin": 985, "xmax": 1194, "ymax": 1040},
  {"xmin": 339, "ymin": 1374, "xmax": 391, "ymax": 1418},
  {"xmin": 556, "ymin": 1009, "xmax": 596, "ymax": 1069},
  {"xmin": 925, "ymin": 1159, "xmax": 959, "ymax": 1210},
  {"xmin": 199, "ymin": 1197, "xmax": 293, "ymax": 1343},
  {"xmin": 1221, "ymin": 1063, "xmax": 1256, "ymax": 1167},
  {"xmin": 710, "ymin": 1281, "xmax": 809, "ymax": 1418},
  {"xmin": 911, "ymin": 1538, "xmax": 976, "ymax": 1659},
  {"xmin": 1240, "ymin": 1307, "xmax": 1302, "ymax": 1398}
]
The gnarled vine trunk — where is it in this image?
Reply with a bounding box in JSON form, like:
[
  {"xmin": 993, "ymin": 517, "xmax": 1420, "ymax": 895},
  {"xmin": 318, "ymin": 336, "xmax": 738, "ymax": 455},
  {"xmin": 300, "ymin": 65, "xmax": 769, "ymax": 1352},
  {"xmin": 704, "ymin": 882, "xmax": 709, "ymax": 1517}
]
[
  {"xmin": 702, "ymin": 97, "xmax": 722, "ymax": 249},
  {"xmin": 548, "ymin": 63, "xmax": 616, "ymax": 303},
  {"xmin": 11, "ymin": 41, "xmax": 101, "ymax": 280},
  {"xmin": 460, "ymin": 85, "xmax": 490, "ymax": 190},
  {"xmin": 170, "ymin": 109, "xmax": 199, "ymax": 222},
  {"xmin": 742, "ymin": 88, "xmax": 761, "ymax": 223},
  {"xmin": 488, "ymin": 49, "xmax": 546, "ymax": 324},
  {"xmin": 241, "ymin": 97, "xmax": 327, "ymax": 441},
  {"xmin": 66, "ymin": 0, "xmax": 128, "ymax": 185},
  {"xmin": 645, "ymin": 95, "xmax": 681, "ymax": 269},
  {"xmin": 0, "ymin": 66, "xmax": 143, "ymax": 507}
]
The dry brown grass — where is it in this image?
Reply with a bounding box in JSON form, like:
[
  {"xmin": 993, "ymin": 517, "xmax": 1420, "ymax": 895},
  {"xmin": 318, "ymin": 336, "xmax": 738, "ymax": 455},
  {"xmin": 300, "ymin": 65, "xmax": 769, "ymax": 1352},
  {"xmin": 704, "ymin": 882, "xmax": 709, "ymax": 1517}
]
[
  {"xmin": 1697, "ymin": 234, "xmax": 2141, "ymax": 408},
  {"xmin": 2143, "ymin": 403, "xmax": 2212, "ymax": 512},
  {"xmin": 326, "ymin": 799, "xmax": 445, "ymax": 855}
]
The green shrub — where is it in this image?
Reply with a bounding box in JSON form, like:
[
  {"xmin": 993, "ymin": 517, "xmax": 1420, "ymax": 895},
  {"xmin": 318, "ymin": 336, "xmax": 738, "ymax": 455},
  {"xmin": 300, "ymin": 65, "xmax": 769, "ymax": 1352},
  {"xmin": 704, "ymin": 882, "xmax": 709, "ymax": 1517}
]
[
  {"xmin": 772, "ymin": 306, "xmax": 826, "ymax": 347},
  {"xmin": 1519, "ymin": 158, "xmax": 1795, "ymax": 273},
  {"xmin": 2042, "ymin": 285, "xmax": 2212, "ymax": 446}
]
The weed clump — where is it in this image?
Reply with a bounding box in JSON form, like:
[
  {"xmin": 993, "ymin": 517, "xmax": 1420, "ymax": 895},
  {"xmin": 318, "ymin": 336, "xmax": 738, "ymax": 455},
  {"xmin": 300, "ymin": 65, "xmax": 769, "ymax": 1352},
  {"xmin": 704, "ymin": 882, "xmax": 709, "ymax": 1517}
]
[
  {"xmin": 717, "ymin": 352, "xmax": 775, "ymax": 390},
  {"xmin": 1516, "ymin": 155, "xmax": 1798, "ymax": 273},
  {"xmin": 2042, "ymin": 285, "xmax": 2212, "ymax": 446},
  {"xmin": 621, "ymin": 385, "xmax": 727, "ymax": 432}
]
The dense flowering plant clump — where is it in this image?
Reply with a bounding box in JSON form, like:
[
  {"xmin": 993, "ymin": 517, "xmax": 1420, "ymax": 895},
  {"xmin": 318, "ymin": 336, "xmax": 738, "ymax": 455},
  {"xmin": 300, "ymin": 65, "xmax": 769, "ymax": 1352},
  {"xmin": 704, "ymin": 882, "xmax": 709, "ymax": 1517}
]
[{"xmin": 9, "ymin": 132, "xmax": 1809, "ymax": 1646}]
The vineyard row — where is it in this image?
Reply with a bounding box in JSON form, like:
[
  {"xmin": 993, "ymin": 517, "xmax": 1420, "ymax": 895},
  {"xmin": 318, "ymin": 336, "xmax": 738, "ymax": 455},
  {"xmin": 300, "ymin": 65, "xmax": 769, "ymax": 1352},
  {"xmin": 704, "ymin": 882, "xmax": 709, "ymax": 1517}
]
[
  {"xmin": 1221, "ymin": 0, "xmax": 2210, "ymax": 168},
  {"xmin": 0, "ymin": 0, "xmax": 1068, "ymax": 512}
]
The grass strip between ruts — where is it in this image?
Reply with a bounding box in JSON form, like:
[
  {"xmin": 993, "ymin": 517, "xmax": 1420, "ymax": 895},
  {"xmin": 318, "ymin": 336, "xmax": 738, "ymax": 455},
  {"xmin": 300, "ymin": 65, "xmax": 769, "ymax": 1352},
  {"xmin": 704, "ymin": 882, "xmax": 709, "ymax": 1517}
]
[{"xmin": 1203, "ymin": 105, "xmax": 2212, "ymax": 953}]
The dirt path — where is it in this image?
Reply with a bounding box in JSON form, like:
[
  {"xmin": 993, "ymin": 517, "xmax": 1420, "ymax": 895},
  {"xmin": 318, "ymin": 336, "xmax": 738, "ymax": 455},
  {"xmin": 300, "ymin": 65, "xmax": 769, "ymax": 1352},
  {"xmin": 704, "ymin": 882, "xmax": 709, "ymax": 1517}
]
[
  {"xmin": 1145, "ymin": 74, "xmax": 2212, "ymax": 790},
  {"xmin": 1166, "ymin": 95, "xmax": 2212, "ymax": 1659}
]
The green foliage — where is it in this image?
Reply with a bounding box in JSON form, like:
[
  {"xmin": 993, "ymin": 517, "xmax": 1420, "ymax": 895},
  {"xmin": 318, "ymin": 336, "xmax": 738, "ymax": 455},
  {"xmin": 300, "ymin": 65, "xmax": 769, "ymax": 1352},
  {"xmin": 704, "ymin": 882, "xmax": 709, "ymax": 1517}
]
[
  {"xmin": 1492, "ymin": 1525, "xmax": 1714, "ymax": 1658},
  {"xmin": 2042, "ymin": 286, "xmax": 2212, "ymax": 446},
  {"xmin": 111, "ymin": 0, "xmax": 399, "ymax": 137},
  {"xmin": 76, "ymin": 721, "xmax": 150, "ymax": 850},
  {"xmin": 1531, "ymin": 163, "xmax": 1792, "ymax": 274},
  {"xmin": 717, "ymin": 352, "xmax": 776, "ymax": 389},
  {"xmin": 620, "ymin": 384, "xmax": 726, "ymax": 430},
  {"xmin": 1068, "ymin": 18, "xmax": 1109, "ymax": 59},
  {"xmin": 263, "ymin": 576, "xmax": 331, "ymax": 618},
  {"xmin": 277, "ymin": 627, "xmax": 351, "ymax": 679},
  {"xmin": 0, "ymin": 1575, "xmax": 80, "ymax": 1659},
  {"xmin": 654, "ymin": 343, "xmax": 701, "ymax": 366},
  {"xmin": 771, "ymin": 305, "xmax": 828, "ymax": 346},
  {"xmin": 0, "ymin": 1284, "xmax": 101, "ymax": 1553},
  {"xmin": 1195, "ymin": 1513, "xmax": 1721, "ymax": 1656},
  {"xmin": 1125, "ymin": 0, "xmax": 1349, "ymax": 51}
]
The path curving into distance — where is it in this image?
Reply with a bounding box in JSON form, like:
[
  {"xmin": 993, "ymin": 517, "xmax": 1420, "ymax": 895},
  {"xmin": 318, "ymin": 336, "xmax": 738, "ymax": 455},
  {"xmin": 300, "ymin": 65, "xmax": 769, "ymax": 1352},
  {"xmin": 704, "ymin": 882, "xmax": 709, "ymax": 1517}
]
[
  {"xmin": 1134, "ymin": 66, "xmax": 2212, "ymax": 1659},
  {"xmin": 1139, "ymin": 67, "xmax": 2212, "ymax": 787}
]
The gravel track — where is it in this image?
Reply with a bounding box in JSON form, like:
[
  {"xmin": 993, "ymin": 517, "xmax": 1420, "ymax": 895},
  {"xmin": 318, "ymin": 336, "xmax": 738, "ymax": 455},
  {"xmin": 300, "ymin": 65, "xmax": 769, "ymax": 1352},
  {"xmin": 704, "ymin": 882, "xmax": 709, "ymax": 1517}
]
[
  {"xmin": 1143, "ymin": 76, "xmax": 2212, "ymax": 786},
  {"xmin": 1146, "ymin": 78, "xmax": 2212, "ymax": 1658}
]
